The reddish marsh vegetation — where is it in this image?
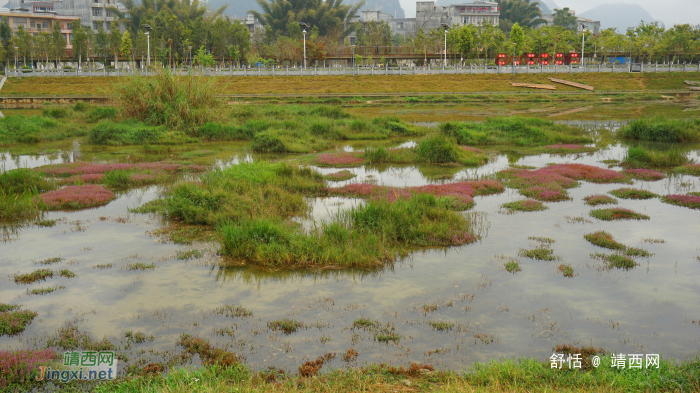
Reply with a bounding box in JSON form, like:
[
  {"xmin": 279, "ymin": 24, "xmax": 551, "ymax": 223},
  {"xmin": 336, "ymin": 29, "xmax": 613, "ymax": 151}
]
[
  {"xmin": 674, "ymin": 164, "xmax": 700, "ymax": 176},
  {"xmin": 315, "ymin": 152, "xmax": 364, "ymax": 167},
  {"xmin": 498, "ymin": 164, "xmax": 631, "ymax": 202},
  {"xmin": 331, "ymin": 180, "xmax": 504, "ymax": 210},
  {"xmin": 623, "ymin": 169, "xmax": 665, "ymax": 181},
  {"xmin": 38, "ymin": 185, "xmax": 116, "ymax": 209},
  {"xmin": 661, "ymin": 194, "xmax": 700, "ymax": 210},
  {"xmin": 0, "ymin": 349, "xmax": 58, "ymax": 389},
  {"xmin": 323, "ymin": 170, "xmax": 356, "ymax": 181},
  {"xmin": 583, "ymin": 194, "xmax": 618, "ymax": 206},
  {"xmin": 589, "ymin": 207, "xmax": 650, "ymax": 221}
]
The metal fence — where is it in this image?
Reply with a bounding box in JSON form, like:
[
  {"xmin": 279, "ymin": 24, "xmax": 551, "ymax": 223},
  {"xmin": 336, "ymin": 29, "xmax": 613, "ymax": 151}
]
[{"xmin": 5, "ymin": 63, "xmax": 700, "ymax": 78}]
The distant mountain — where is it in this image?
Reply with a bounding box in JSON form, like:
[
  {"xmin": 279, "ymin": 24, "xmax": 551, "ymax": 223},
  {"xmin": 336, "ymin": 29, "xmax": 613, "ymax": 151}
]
[
  {"xmin": 212, "ymin": 0, "xmax": 404, "ymax": 20},
  {"xmin": 579, "ymin": 3, "xmax": 662, "ymax": 32},
  {"xmin": 366, "ymin": 0, "xmax": 405, "ymax": 19},
  {"xmin": 532, "ymin": 1, "xmax": 553, "ymax": 15},
  {"xmin": 210, "ymin": 0, "xmax": 257, "ymax": 19}
]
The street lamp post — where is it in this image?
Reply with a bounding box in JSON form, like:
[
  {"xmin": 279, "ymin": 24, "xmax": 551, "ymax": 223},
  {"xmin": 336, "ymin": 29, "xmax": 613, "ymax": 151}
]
[
  {"xmin": 14, "ymin": 46, "xmax": 18, "ymax": 78},
  {"xmin": 351, "ymin": 45, "xmax": 355, "ymax": 70},
  {"xmin": 188, "ymin": 46, "xmax": 192, "ymax": 68},
  {"xmin": 512, "ymin": 42, "xmax": 516, "ymax": 75},
  {"xmin": 580, "ymin": 23, "xmax": 586, "ymax": 67},
  {"xmin": 441, "ymin": 24, "xmax": 449, "ymax": 68},
  {"xmin": 299, "ymin": 22, "xmax": 309, "ymax": 69},
  {"xmin": 143, "ymin": 25, "xmax": 153, "ymax": 66}
]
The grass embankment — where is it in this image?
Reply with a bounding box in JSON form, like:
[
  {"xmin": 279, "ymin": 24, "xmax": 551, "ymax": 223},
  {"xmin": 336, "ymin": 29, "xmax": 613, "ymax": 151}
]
[
  {"xmin": 81, "ymin": 353, "xmax": 700, "ymax": 393},
  {"xmin": 618, "ymin": 117, "xmax": 700, "ymax": 142},
  {"xmin": 136, "ymin": 162, "xmax": 487, "ymax": 269},
  {"xmin": 3, "ymin": 72, "xmax": 698, "ymax": 96},
  {"xmin": 439, "ymin": 117, "xmax": 592, "ymax": 146}
]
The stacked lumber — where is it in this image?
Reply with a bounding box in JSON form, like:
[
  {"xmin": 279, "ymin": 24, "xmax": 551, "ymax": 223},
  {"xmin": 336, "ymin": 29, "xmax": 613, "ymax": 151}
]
[
  {"xmin": 684, "ymin": 80, "xmax": 700, "ymax": 86},
  {"xmin": 511, "ymin": 83, "xmax": 556, "ymax": 90},
  {"xmin": 549, "ymin": 78, "xmax": 594, "ymax": 91}
]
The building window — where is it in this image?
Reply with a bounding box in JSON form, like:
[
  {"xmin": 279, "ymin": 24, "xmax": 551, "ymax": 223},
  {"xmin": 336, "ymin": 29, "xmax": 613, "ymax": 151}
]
[
  {"xmin": 43, "ymin": 22, "xmax": 48, "ymax": 28},
  {"xmin": 93, "ymin": 8, "xmax": 102, "ymax": 16},
  {"xmin": 106, "ymin": 23, "xmax": 110, "ymax": 31},
  {"xmin": 30, "ymin": 21, "xmax": 35, "ymax": 28},
  {"xmin": 93, "ymin": 21, "xmax": 101, "ymax": 30},
  {"xmin": 106, "ymin": 10, "xmax": 112, "ymax": 17}
]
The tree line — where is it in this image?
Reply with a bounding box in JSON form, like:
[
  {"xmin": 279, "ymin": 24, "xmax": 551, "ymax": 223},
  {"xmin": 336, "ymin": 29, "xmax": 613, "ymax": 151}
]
[{"xmin": 0, "ymin": 0, "xmax": 698, "ymax": 68}]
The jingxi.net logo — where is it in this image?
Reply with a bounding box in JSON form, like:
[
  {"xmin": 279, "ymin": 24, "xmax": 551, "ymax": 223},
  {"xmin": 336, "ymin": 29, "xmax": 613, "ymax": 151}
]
[{"xmin": 36, "ymin": 351, "xmax": 118, "ymax": 382}]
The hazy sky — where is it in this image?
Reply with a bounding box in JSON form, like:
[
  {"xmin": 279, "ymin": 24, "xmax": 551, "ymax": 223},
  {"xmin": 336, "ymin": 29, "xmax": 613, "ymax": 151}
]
[{"xmin": 398, "ymin": 0, "xmax": 699, "ymax": 27}]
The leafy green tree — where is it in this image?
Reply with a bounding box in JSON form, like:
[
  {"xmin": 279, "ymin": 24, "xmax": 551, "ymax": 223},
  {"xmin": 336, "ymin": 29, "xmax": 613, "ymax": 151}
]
[
  {"xmin": 662, "ymin": 24, "xmax": 695, "ymax": 63},
  {"xmin": 121, "ymin": 30, "xmax": 133, "ymax": 64},
  {"xmin": 477, "ymin": 22, "xmax": 506, "ymax": 65},
  {"xmin": 194, "ymin": 45, "xmax": 214, "ymax": 67},
  {"xmin": 455, "ymin": 24, "xmax": 477, "ymax": 60},
  {"xmin": 0, "ymin": 17, "xmax": 12, "ymax": 57},
  {"xmin": 553, "ymin": 8, "xmax": 577, "ymax": 31},
  {"xmin": 51, "ymin": 21, "xmax": 66, "ymax": 67},
  {"xmin": 13, "ymin": 25, "xmax": 33, "ymax": 65},
  {"xmin": 627, "ymin": 21, "xmax": 664, "ymax": 63},
  {"xmin": 497, "ymin": 0, "xmax": 546, "ymax": 32},
  {"xmin": 70, "ymin": 20, "xmax": 89, "ymax": 68},
  {"xmin": 108, "ymin": 21, "xmax": 122, "ymax": 68},
  {"xmin": 510, "ymin": 22, "xmax": 525, "ymax": 55}
]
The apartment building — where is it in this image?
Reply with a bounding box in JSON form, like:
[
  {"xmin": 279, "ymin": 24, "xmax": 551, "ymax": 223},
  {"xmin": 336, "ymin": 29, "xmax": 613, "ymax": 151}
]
[
  {"xmin": 0, "ymin": 8, "xmax": 77, "ymax": 48},
  {"xmin": 5, "ymin": 0, "xmax": 127, "ymax": 31}
]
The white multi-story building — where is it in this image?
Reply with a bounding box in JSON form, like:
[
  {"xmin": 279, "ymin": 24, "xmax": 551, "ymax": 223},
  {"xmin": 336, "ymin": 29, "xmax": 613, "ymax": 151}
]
[{"xmin": 416, "ymin": 1, "xmax": 499, "ymax": 30}]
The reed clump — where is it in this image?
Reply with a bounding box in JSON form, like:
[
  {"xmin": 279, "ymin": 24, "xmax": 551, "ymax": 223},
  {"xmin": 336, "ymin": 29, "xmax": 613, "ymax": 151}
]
[{"xmin": 112, "ymin": 66, "xmax": 224, "ymax": 130}]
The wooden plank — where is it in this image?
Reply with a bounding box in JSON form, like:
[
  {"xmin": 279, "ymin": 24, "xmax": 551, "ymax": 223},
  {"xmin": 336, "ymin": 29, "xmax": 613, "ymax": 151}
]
[
  {"xmin": 548, "ymin": 106, "xmax": 593, "ymax": 117},
  {"xmin": 684, "ymin": 80, "xmax": 700, "ymax": 86},
  {"xmin": 549, "ymin": 78, "xmax": 594, "ymax": 91},
  {"xmin": 688, "ymin": 86, "xmax": 700, "ymax": 91},
  {"xmin": 511, "ymin": 83, "xmax": 556, "ymax": 90}
]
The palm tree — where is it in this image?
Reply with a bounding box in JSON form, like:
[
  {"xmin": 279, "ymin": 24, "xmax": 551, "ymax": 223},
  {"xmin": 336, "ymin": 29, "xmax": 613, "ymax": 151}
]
[
  {"xmin": 497, "ymin": 0, "xmax": 546, "ymax": 32},
  {"xmin": 251, "ymin": 0, "xmax": 365, "ymax": 39}
]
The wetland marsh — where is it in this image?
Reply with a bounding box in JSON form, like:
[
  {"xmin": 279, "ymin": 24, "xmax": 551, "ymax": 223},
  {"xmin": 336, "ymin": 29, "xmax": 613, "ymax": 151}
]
[{"xmin": 2, "ymin": 87, "xmax": 700, "ymax": 391}]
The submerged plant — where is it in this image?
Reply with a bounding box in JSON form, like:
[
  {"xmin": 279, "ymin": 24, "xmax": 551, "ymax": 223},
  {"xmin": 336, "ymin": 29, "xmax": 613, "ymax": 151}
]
[
  {"xmin": 519, "ymin": 247, "xmax": 557, "ymax": 261},
  {"xmin": 323, "ymin": 170, "xmax": 356, "ymax": 182},
  {"xmin": 542, "ymin": 144, "xmax": 596, "ymax": 154},
  {"xmin": 214, "ymin": 305, "xmax": 253, "ymax": 318},
  {"xmin": 661, "ymin": 194, "xmax": 700, "ymax": 210},
  {"xmin": 591, "ymin": 253, "xmax": 638, "ymax": 270},
  {"xmin": 428, "ymin": 321, "xmax": 454, "ymax": 331},
  {"xmin": 14, "ymin": 269, "xmax": 53, "ymax": 284},
  {"xmin": 583, "ymin": 194, "xmax": 618, "ymax": 206},
  {"xmin": 267, "ymin": 319, "xmax": 304, "ymax": 334},
  {"xmin": 584, "ymin": 231, "xmax": 627, "ymax": 250},
  {"xmin": 505, "ymin": 260, "xmax": 521, "ymax": 273},
  {"xmin": 557, "ymin": 264, "xmax": 574, "ymax": 277},
  {"xmin": 501, "ymin": 199, "xmax": 547, "ymax": 212},
  {"xmin": 125, "ymin": 263, "xmax": 156, "ymax": 271},
  {"xmin": 589, "ymin": 208, "xmax": 650, "ymax": 221},
  {"xmin": 609, "ymin": 188, "xmax": 658, "ymax": 200},
  {"xmin": 0, "ymin": 307, "xmax": 38, "ymax": 336},
  {"xmin": 27, "ymin": 286, "xmax": 65, "ymax": 296}
]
